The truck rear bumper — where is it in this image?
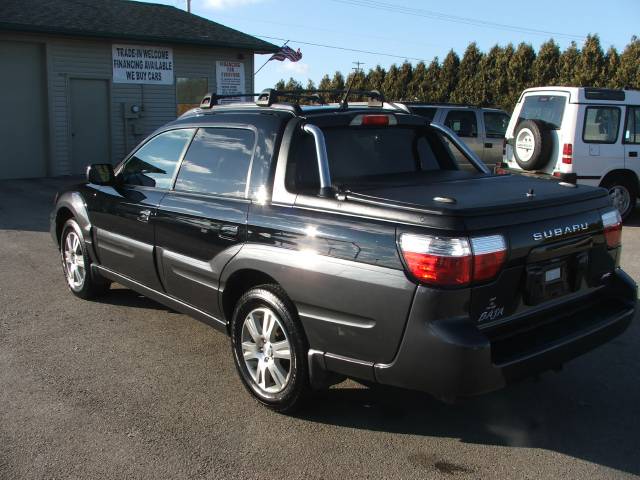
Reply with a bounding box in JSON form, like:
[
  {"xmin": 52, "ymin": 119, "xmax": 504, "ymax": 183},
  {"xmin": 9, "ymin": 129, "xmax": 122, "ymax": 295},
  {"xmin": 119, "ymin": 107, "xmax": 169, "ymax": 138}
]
[{"xmin": 373, "ymin": 268, "xmax": 636, "ymax": 400}]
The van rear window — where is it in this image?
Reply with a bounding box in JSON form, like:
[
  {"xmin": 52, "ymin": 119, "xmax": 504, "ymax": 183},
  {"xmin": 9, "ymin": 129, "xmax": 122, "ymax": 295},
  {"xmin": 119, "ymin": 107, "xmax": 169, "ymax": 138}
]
[{"xmin": 518, "ymin": 95, "xmax": 566, "ymax": 129}]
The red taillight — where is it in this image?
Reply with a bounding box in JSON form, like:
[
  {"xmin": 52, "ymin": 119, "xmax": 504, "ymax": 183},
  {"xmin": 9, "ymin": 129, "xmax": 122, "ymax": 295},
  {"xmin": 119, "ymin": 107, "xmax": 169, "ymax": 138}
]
[
  {"xmin": 361, "ymin": 115, "xmax": 390, "ymax": 126},
  {"xmin": 399, "ymin": 234, "xmax": 506, "ymax": 287},
  {"xmin": 562, "ymin": 143, "xmax": 573, "ymax": 164},
  {"xmin": 350, "ymin": 114, "xmax": 397, "ymax": 126},
  {"xmin": 602, "ymin": 210, "xmax": 622, "ymax": 248},
  {"xmin": 471, "ymin": 235, "xmax": 507, "ymax": 282}
]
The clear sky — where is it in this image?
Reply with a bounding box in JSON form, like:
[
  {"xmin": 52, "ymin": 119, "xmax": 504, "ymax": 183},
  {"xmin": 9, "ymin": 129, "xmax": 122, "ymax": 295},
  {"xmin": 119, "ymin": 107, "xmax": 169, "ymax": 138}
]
[{"xmin": 141, "ymin": 0, "xmax": 639, "ymax": 91}]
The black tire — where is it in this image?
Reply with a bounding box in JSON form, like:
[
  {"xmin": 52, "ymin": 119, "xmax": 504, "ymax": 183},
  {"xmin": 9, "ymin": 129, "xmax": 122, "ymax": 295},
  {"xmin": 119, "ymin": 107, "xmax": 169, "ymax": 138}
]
[
  {"xmin": 60, "ymin": 219, "xmax": 111, "ymax": 299},
  {"xmin": 513, "ymin": 119, "xmax": 553, "ymax": 171},
  {"xmin": 601, "ymin": 175, "xmax": 638, "ymax": 221},
  {"xmin": 230, "ymin": 284, "xmax": 310, "ymax": 413}
]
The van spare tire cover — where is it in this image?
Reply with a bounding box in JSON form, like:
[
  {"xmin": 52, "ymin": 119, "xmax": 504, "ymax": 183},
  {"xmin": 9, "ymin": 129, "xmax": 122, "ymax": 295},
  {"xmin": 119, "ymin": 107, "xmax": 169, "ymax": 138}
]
[{"xmin": 513, "ymin": 119, "xmax": 553, "ymax": 171}]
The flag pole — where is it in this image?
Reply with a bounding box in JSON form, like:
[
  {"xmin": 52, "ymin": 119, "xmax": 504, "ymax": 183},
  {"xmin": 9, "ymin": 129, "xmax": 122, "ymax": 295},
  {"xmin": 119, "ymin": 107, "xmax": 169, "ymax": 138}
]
[{"xmin": 254, "ymin": 40, "xmax": 289, "ymax": 77}]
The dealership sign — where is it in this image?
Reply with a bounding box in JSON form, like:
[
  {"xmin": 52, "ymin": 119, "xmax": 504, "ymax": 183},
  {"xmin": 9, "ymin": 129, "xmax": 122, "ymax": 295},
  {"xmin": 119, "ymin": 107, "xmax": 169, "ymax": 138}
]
[
  {"xmin": 216, "ymin": 61, "xmax": 245, "ymax": 103},
  {"xmin": 112, "ymin": 45, "xmax": 174, "ymax": 85}
]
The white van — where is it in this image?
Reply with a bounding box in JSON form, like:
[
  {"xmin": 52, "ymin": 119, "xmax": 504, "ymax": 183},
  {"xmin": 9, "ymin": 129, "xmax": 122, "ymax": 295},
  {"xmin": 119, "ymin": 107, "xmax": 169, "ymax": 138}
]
[{"xmin": 501, "ymin": 87, "xmax": 640, "ymax": 219}]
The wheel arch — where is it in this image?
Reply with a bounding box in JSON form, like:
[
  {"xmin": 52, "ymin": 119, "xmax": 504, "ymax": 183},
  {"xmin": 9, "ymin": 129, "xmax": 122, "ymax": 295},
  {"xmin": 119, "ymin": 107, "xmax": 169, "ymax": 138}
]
[
  {"xmin": 52, "ymin": 191, "xmax": 97, "ymax": 261},
  {"xmin": 221, "ymin": 268, "xmax": 287, "ymax": 333},
  {"xmin": 54, "ymin": 206, "xmax": 74, "ymax": 246},
  {"xmin": 599, "ymin": 169, "xmax": 640, "ymax": 194}
]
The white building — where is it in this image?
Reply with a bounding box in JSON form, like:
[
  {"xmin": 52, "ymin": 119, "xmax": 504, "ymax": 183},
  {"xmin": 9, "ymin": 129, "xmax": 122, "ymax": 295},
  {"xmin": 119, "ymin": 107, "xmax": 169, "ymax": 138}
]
[{"xmin": 0, "ymin": 0, "xmax": 277, "ymax": 179}]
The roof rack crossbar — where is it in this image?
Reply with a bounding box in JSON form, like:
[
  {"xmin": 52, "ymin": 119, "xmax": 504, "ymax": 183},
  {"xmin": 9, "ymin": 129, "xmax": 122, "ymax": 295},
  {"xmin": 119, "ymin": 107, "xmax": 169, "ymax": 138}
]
[{"xmin": 200, "ymin": 92, "xmax": 266, "ymax": 108}]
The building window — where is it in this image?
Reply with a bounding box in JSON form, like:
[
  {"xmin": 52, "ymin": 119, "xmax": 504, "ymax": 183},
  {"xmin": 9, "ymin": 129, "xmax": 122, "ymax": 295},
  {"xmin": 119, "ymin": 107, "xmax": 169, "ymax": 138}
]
[{"xmin": 176, "ymin": 77, "xmax": 208, "ymax": 116}]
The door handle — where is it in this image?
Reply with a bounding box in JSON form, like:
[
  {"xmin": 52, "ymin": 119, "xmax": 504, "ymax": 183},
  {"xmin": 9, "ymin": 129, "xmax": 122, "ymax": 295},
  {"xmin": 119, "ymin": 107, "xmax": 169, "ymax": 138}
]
[
  {"xmin": 137, "ymin": 209, "xmax": 151, "ymax": 223},
  {"xmin": 629, "ymin": 151, "xmax": 638, "ymax": 158},
  {"xmin": 219, "ymin": 224, "xmax": 239, "ymax": 238},
  {"xmin": 484, "ymin": 142, "xmax": 493, "ymax": 148}
]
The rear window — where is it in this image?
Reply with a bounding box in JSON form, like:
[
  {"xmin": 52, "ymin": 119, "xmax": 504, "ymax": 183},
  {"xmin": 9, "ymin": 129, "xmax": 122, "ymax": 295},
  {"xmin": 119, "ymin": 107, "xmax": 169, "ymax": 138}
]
[
  {"xmin": 518, "ymin": 95, "xmax": 566, "ymax": 129},
  {"xmin": 286, "ymin": 126, "xmax": 461, "ymax": 191}
]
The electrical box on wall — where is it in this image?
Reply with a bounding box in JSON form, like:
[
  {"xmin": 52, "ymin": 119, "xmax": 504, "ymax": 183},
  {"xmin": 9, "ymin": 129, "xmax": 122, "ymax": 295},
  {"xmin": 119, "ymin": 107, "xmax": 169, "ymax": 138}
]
[{"xmin": 123, "ymin": 103, "xmax": 141, "ymax": 119}]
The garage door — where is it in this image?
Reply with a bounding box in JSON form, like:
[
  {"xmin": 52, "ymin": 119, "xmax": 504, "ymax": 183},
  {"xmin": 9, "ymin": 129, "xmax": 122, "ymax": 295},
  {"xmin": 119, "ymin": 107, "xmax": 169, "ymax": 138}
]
[{"xmin": 0, "ymin": 41, "xmax": 47, "ymax": 179}]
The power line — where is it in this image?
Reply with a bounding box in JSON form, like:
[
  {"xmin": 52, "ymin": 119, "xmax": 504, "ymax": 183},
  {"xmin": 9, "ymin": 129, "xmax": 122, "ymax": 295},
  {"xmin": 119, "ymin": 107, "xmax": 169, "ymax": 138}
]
[
  {"xmin": 254, "ymin": 34, "xmax": 426, "ymax": 62},
  {"xmin": 331, "ymin": 0, "xmax": 588, "ymax": 41}
]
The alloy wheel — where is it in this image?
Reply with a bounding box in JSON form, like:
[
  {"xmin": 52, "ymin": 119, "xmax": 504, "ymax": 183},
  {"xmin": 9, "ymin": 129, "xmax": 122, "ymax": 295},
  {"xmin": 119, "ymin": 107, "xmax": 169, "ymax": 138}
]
[
  {"xmin": 609, "ymin": 185, "xmax": 630, "ymax": 217},
  {"xmin": 63, "ymin": 231, "xmax": 86, "ymax": 290},
  {"xmin": 241, "ymin": 307, "xmax": 292, "ymax": 394}
]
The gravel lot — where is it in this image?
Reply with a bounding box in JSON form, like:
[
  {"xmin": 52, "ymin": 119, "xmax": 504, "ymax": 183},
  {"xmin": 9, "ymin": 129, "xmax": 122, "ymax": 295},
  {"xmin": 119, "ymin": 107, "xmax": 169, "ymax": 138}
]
[{"xmin": 1, "ymin": 177, "xmax": 639, "ymax": 480}]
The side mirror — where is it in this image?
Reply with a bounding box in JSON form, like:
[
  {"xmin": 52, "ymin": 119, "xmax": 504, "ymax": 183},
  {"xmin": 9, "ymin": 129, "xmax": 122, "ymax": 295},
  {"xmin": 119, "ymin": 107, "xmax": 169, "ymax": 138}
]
[{"xmin": 86, "ymin": 163, "xmax": 115, "ymax": 185}]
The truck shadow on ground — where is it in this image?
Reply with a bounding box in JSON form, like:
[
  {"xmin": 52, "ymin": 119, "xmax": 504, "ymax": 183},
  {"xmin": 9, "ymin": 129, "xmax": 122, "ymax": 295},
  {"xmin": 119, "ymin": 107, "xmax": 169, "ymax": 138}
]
[{"xmin": 297, "ymin": 350, "xmax": 640, "ymax": 476}]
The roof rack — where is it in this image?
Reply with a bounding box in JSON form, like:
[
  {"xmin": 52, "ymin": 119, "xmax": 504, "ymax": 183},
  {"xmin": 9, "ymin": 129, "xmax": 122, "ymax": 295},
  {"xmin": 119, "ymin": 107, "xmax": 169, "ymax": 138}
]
[
  {"xmin": 199, "ymin": 89, "xmax": 386, "ymax": 110},
  {"xmin": 256, "ymin": 89, "xmax": 385, "ymax": 108}
]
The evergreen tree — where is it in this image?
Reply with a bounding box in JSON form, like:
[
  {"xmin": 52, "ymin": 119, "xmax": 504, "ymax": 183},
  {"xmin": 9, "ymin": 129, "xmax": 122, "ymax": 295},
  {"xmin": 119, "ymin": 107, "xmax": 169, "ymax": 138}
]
[
  {"xmin": 479, "ymin": 45, "xmax": 502, "ymax": 106},
  {"xmin": 616, "ymin": 36, "xmax": 640, "ymax": 89},
  {"xmin": 604, "ymin": 46, "xmax": 621, "ymax": 88},
  {"xmin": 366, "ymin": 65, "xmax": 386, "ymax": 93},
  {"xmin": 506, "ymin": 42, "xmax": 536, "ymax": 107},
  {"xmin": 408, "ymin": 62, "xmax": 427, "ymax": 100},
  {"xmin": 316, "ymin": 74, "xmax": 332, "ymax": 103},
  {"xmin": 440, "ymin": 50, "xmax": 460, "ymax": 102},
  {"xmin": 532, "ymin": 39, "xmax": 560, "ymax": 87},
  {"xmin": 452, "ymin": 43, "xmax": 483, "ymax": 104},
  {"xmin": 332, "ymin": 71, "xmax": 346, "ymax": 90},
  {"xmin": 284, "ymin": 77, "xmax": 303, "ymax": 91},
  {"xmin": 344, "ymin": 69, "xmax": 368, "ymax": 100},
  {"xmin": 396, "ymin": 61, "xmax": 414, "ymax": 100},
  {"xmin": 274, "ymin": 79, "xmax": 286, "ymax": 90},
  {"xmin": 382, "ymin": 64, "xmax": 401, "ymax": 100},
  {"xmin": 558, "ymin": 41, "xmax": 580, "ymax": 86},
  {"xmin": 494, "ymin": 44, "xmax": 514, "ymax": 110},
  {"xmin": 575, "ymin": 34, "xmax": 605, "ymax": 86},
  {"xmin": 424, "ymin": 58, "xmax": 444, "ymax": 102},
  {"xmin": 306, "ymin": 79, "xmax": 316, "ymax": 91}
]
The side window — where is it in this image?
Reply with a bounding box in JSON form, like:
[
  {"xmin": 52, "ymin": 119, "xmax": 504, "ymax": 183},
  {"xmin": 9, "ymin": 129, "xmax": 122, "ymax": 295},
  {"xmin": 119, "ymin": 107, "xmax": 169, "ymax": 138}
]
[
  {"xmin": 484, "ymin": 112, "xmax": 510, "ymax": 138},
  {"xmin": 625, "ymin": 107, "xmax": 640, "ymax": 144},
  {"xmin": 444, "ymin": 110, "xmax": 477, "ymax": 138},
  {"xmin": 412, "ymin": 107, "xmax": 437, "ymax": 122},
  {"xmin": 120, "ymin": 128, "xmax": 195, "ymax": 188},
  {"xmin": 174, "ymin": 127, "xmax": 255, "ymax": 197},
  {"xmin": 583, "ymin": 106, "xmax": 621, "ymax": 143}
]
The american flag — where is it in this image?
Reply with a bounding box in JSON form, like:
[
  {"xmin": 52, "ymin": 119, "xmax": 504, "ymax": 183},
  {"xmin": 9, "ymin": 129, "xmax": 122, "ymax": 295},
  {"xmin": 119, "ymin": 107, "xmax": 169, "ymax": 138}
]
[{"xmin": 269, "ymin": 46, "xmax": 303, "ymax": 62}]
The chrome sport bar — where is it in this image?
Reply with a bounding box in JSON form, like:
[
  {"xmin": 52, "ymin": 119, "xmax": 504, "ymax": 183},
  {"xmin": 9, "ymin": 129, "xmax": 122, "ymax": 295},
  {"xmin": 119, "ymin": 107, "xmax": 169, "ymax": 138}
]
[{"xmin": 302, "ymin": 124, "xmax": 333, "ymax": 196}]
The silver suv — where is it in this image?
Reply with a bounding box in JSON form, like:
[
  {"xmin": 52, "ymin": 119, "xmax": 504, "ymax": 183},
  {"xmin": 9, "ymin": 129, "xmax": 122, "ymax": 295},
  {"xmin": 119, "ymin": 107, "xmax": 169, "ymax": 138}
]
[{"xmin": 394, "ymin": 103, "xmax": 510, "ymax": 167}]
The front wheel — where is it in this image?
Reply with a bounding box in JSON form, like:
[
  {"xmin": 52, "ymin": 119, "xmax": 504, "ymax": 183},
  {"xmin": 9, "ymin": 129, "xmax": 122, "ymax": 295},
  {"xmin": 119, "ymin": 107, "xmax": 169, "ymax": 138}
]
[
  {"xmin": 230, "ymin": 285, "xmax": 310, "ymax": 413},
  {"xmin": 60, "ymin": 219, "xmax": 110, "ymax": 299}
]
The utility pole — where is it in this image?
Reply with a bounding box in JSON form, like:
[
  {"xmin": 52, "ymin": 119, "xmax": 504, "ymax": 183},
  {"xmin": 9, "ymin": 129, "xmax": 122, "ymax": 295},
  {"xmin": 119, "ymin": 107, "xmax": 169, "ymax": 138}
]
[
  {"xmin": 186, "ymin": 0, "xmax": 191, "ymax": 13},
  {"xmin": 352, "ymin": 61, "xmax": 365, "ymax": 74}
]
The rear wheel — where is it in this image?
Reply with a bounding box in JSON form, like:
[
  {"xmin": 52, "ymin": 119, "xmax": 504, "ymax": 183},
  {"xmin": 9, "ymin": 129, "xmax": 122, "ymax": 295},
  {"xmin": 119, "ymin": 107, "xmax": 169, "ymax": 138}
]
[
  {"xmin": 601, "ymin": 175, "xmax": 637, "ymax": 220},
  {"xmin": 60, "ymin": 219, "xmax": 110, "ymax": 299},
  {"xmin": 230, "ymin": 285, "xmax": 310, "ymax": 413}
]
